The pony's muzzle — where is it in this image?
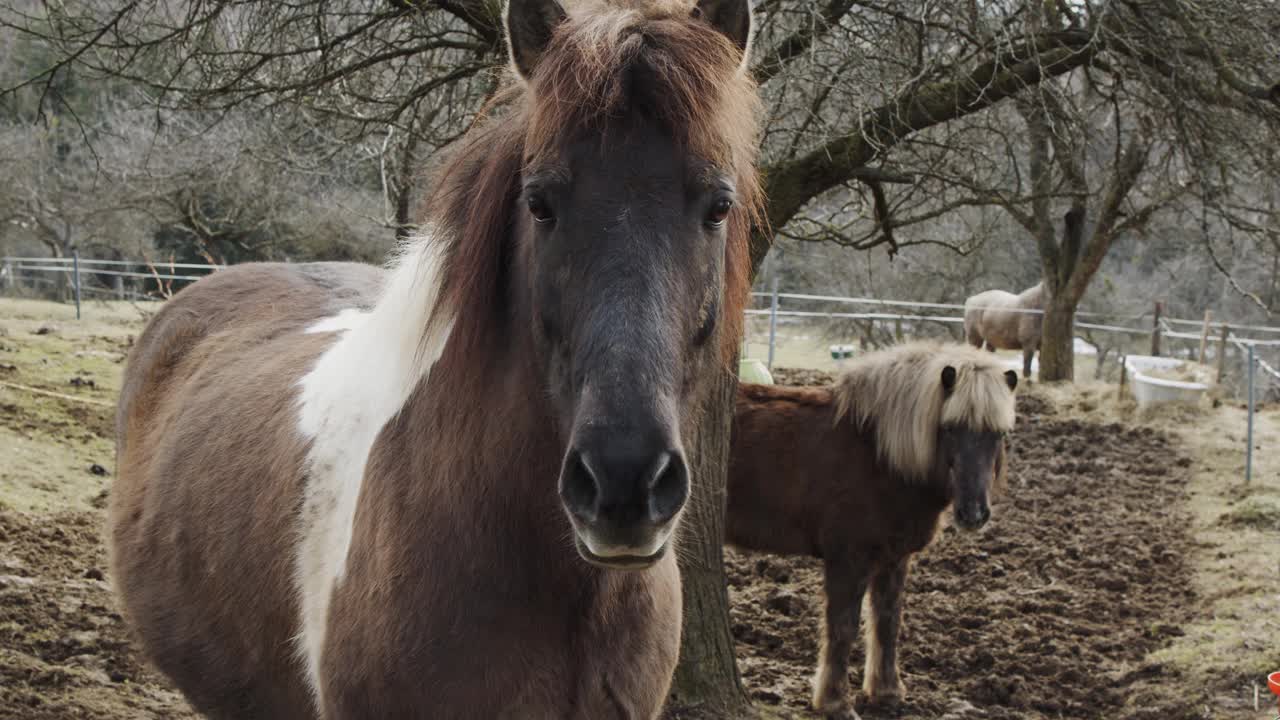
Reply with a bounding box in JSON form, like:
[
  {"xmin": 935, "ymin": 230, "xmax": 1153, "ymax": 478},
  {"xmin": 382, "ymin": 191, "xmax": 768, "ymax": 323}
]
[
  {"xmin": 953, "ymin": 501, "xmax": 991, "ymax": 531},
  {"xmin": 559, "ymin": 432, "xmax": 689, "ymax": 569}
]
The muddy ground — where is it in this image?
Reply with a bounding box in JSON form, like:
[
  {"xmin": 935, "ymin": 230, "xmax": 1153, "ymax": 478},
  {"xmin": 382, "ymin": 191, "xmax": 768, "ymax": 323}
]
[
  {"xmin": 0, "ymin": 322, "xmax": 1233, "ymax": 719},
  {"xmin": 0, "ymin": 506, "xmax": 196, "ymax": 720}
]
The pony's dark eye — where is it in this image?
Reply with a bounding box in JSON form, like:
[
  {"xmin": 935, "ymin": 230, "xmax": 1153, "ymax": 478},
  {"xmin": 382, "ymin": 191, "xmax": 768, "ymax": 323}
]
[
  {"xmin": 705, "ymin": 197, "xmax": 733, "ymax": 228},
  {"xmin": 528, "ymin": 194, "xmax": 555, "ymax": 225}
]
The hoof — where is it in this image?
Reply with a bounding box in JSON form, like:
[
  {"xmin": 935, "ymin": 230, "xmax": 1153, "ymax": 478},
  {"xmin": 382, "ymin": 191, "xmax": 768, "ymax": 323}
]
[
  {"xmin": 812, "ymin": 695, "xmax": 860, "ymax": 720},
  {"xmin": 863, "ymin": 678, "xmax": 907, "ymax": 706},
  {"xmin": 811, "ymin": 687, "xmax": 852, "ymax": 716},
  {"xmin": 811, "ymin": 668, "xmax": 852, "ymax": 718}
]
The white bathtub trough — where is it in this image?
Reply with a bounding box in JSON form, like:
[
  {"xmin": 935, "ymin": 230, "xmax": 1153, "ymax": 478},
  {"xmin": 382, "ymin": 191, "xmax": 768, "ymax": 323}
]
[{"xmin": 1124, "ymin": 355, "xmax": 1212, "ymax": 408}]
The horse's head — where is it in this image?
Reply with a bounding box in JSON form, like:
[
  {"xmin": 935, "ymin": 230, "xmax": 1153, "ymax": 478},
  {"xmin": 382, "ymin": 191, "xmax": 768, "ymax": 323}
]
[
  {"xmin": 936, "ymin": 366, "xmax": 1018, "ymax": 531},
  {"xmin": 504, "ymin": 0, "xmax": 758, "ymax": 569}
]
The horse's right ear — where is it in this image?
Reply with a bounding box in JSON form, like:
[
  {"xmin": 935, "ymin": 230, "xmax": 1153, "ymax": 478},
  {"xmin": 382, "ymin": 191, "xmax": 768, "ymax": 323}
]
[
  {"xmin": 941, "ymin": 365, "xmax": 957, "ymax": 392},
  {"xmin": 505, "ymin": 0, "xmax": 568, "ymax": 82},
  {"xmin": 692, "ymin": 0, "xmax": 754, "ymax": 66},
  {"xmin": 1004, "ymin": 370, "xmax": 1018, "ymax": 391}
]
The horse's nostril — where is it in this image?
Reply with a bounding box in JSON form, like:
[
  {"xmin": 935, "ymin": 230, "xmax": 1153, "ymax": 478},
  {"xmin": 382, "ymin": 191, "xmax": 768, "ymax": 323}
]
[
  {"xmin": 562, "ymin": 439, "xmax": 688, "ymax": 531},
  {"xmin": 560, "ymin": 451, "xmax": 601, "ymax": 522},
  {"xmin": 648, "ymin": 451, "xmax": 689, "ymax": 524}
]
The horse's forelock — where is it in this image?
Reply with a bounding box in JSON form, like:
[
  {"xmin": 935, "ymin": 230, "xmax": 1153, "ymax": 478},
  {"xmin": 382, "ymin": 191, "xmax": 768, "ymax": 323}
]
[
  {"xmin": 424, "ymin": 3, "xmax": 760, "ymax": 365},
  {"xmin": 833, "ymin": 343, "xmax": 1017, "ymax": 481},
  {"xmin": 523, "ymin": 9, "xmax": 758, "ymax": 168},
  {"xmin": 939, "ymin": 362, "xmax": 1017, "ymax": 433}
]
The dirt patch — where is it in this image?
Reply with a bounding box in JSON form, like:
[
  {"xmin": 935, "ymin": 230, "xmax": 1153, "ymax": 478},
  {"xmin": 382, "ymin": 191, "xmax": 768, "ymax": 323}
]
[
  {"xmin": 726, "ymin": 373, "xmax": 1198, "ymax": 719},
  {"xmin": 0, "ymin": 510, "xmax": 195, "ymax": 720},
  {"xmin": 2, "ymin": 396, "xmax": 114, "ymax": 444},
  {"xmin": 770, "ymin": 367, "xmax": 837, "ymax": 387},
  {"xmin": 0, "ymin": 303, "xmax": 1236, "ymax": 718}
]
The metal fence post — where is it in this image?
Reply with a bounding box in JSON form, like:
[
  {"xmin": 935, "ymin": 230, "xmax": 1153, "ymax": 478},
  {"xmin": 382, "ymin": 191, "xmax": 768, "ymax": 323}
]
[
  {"xmin": 1216, "ymin": 325, "xmax": 1230, "ymax": 383},
  {"xmin": 1246, "ymin": 343, "xmax": 1255, "ymax": 485},
  {"xmin": 767, "ymin": 276, "xmax": 778, "ymax": 370},
  {"xmin": 72, "ymin": 249, "xmax": 82, "ymax": 320},
  {"xmin": 1150, "ymin": 301, "xmax": 1162, "ymax": 356}
]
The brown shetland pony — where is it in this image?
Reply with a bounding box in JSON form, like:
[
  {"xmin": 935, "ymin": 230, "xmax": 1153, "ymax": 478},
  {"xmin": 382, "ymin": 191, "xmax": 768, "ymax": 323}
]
[
  {"xmin": 728, "ymin": 343, "xmax": 1017, "ymax": 720},
  {"xmin": 109, "ymin": 1, "xmax": 761, "ymax": 718}
]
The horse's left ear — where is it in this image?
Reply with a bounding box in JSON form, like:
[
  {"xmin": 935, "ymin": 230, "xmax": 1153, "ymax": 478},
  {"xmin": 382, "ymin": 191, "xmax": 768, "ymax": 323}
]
[
  {"xmin": 692, "ymin": 0, "xmax": 753, "ymax": 65},
  {"xmin": 941, "ymin": 365, "xmax": 957, "ymax": 392},
  {"xmin": 505, "ymin": 0, "xmax": 568, "ymax": 82},
  {"xmin": 1004, "ymin": 369, "xmax": 1018, "ymax": 391}
]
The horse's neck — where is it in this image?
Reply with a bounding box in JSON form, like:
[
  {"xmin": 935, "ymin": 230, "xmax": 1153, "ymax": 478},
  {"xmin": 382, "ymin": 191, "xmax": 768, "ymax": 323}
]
[
  {"xmin": 379, "ymin": 305, "xmax": 569, "ymax": 538},
  {"xmin": 311, "ymin": 235, "xmax": 564, "ymax": 540}
]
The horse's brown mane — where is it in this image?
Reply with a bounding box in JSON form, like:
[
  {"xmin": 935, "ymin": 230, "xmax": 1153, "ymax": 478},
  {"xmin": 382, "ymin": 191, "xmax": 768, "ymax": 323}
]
[
  {"xmin": 738, "ymin": 382, "xmax": 833, "ymax": 409},
  {"xmin": 421, "ymin": 2, "xmax": 761, "ymax": 365}
]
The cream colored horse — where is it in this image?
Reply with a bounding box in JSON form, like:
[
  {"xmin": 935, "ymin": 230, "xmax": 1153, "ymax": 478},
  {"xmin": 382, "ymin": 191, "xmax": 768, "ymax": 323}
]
[{"xmin": 963, "ymin": 282, "xmax": 1044, "ymax": 379}]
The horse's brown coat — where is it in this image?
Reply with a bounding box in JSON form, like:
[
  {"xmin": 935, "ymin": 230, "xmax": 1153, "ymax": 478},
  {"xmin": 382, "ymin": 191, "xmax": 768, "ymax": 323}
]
[
  {"xmin": 727, "ymin": 345, "xmax": 1013, "ymax": 719},
  {"xmin": 110, "ymin": 1, "xmax": 760, "ymax": 718},
  {"xmin": 112, "ymin": 264, "xmax": 383, "ymax": 717}
]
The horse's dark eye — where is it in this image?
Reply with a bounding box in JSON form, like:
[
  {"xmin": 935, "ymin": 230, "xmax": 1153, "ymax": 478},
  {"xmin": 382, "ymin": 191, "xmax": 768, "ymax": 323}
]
[
  {"xmin": 528, "ymin": 194, "xmax": 555, "ymax": 225},
  {"xmin": 706, "ymin": 197, "xmax": 733, "ymax": 227}
]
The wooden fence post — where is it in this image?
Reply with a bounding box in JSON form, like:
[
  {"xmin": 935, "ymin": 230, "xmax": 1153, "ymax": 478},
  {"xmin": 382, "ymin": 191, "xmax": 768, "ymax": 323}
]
[
  {"xmin": 1216, "ymin": 324, "xmax": 1230, "ymax": 384},
  {"xmin": 1150, "ymin": 301, "xmax": 1162, "ymax": 357},
  {"xmin": 1198, "ymin": 310, "xmax": 1212, "ymax": 364}
]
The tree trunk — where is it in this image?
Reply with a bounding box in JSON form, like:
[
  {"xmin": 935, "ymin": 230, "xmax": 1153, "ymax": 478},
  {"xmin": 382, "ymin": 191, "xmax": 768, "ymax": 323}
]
[
  {"xmin": 667, "ymin": 366, "xmax": 754, "ymax": 718},
  {"xmin": 1039, "ymin": 298, "xmax": 1077, "ymax": 382}
]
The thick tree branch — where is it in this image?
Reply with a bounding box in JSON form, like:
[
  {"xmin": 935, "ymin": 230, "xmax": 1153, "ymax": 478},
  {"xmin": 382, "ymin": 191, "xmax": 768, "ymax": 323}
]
[
  {"xmin": 1063, "ymin": 128, "xmax": 1152, "ymax": 303},
  {"xmin": 1018, "ymin": 96, "xmax": 1061, "ymax": 288},
  {"xmin": 755, "ymin": 30, "xmax": 1097, "ymax": 268},
  {"xmin": 751, "ymin": 0, "xmax": 856, "ymax": 85},
  {"xmin": 865, "ymin": 179, "xmax": 897, "ymax": 257},
  {"xmin": 429, "ymin": 0, "xmax": 502, "ymax": 48},
  {"xmin": 1159, "ymin": 0, "xmax": 1280, "ymax": 106}
]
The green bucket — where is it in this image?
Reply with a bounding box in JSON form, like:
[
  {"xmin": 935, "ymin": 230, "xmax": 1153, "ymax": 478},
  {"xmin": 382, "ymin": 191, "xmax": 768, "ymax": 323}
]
[
  {"xmin": 739, "ymin": 358, "xmax": 774, "ymax": 385},
  {"xmin": 829, "ymin": 344, "xmax": 854, "ymax": 360}
]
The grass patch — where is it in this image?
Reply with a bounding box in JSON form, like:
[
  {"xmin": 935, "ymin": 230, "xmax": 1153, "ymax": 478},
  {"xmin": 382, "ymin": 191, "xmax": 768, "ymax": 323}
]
[
  {"xmin": 0, "ymin": 298, "xmax": 134, "ymax": 513},
  {"xmin": 1217, "ymin": 496, "xmax": 1280, "ymax": 531}
]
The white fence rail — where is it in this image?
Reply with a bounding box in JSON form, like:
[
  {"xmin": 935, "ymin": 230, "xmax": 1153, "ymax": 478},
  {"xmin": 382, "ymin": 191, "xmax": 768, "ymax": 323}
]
[
  {"xmin": 1, "ymin": 254, "xmax": 222, "ymax": 317},
  {"xmin": 5, "ymin": 262, "xmax": 1275, "ymax": 482},
  {"xmin": 747, "ymin": 288, "xmax": 1280, "ymax": 355}
]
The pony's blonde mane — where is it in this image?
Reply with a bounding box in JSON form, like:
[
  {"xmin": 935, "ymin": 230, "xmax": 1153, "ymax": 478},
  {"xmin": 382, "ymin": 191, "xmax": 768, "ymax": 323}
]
[{"xmin": 833, "ymin": 341, "xmax": 1016, "ymax": 481}]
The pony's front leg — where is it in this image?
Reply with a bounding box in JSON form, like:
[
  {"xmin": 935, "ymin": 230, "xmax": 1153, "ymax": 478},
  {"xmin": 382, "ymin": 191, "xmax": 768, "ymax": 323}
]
[
  {"xmin": 811, "ymin": 554, "xmax": 870, "ymax": 719},
  {"xmin": 1022, "ymin": 346, "xmax": 1035, "ymax": 379},
  {"xmin": 864, "ymin": 556, "xmax": 910, "ymax": 703}
]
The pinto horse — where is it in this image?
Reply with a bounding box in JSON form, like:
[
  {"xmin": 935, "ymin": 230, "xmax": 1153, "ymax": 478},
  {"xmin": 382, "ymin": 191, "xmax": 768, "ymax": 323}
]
[
  {"xmin": 728, "ymin": 343, "xmax": 1017, "ymax": 720},
  {"xmin": 109, "ymin": 1, "xmax": 761, "ymax": 717},
  {"xmin": 963, "ymin": 282, "xmax": 1045, "ymax": 379}
]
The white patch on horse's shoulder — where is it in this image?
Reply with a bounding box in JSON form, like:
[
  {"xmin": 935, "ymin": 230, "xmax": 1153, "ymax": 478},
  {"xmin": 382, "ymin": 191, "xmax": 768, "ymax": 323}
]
[
  {"xmin": 305, "ymin": 308, "xmax": 366, "ymax": 335},
  {"xmin": 292, "ymin": 236, "xmax": 453, "ymax": 706}
]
